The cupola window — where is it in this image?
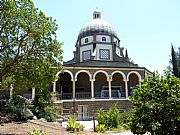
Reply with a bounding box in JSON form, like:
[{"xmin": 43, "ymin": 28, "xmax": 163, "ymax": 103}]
[
  {"xmin": 82, "ymin": 50, "xmax": 91, "ymax": 61},
  {"xmin": 102, "ymin": 37, "xmax": 106, "ymax": 42},
  {"xmin": 100, "ymin": 49, "xmax": 110, "ymax": 59},
  {"xmin": 85, "ymin": 38, "xmax": 88, "ymax": 43}
]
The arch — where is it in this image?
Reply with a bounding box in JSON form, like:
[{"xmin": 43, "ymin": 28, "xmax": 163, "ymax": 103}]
[
  {"xmin": 75, "ymin": 71, "xmax": 91, "ymax": 99},
  {"xmin": 56, "ymin": 70, "xmax": 74, "ymax": 81},
  {"xmin": 75, "ymin": 70, "xmax": 92, "ymax": 81},
  {"xmin": 93, "ymin": 70, "xmax": 109, "ymax": 81},
  {"xmin": 111, "ymin": 71, "xmax": 126, "ymax": 81},
  {"xmin": 127, "ymin": 71, "xmax": 142, "ymax": 81}
]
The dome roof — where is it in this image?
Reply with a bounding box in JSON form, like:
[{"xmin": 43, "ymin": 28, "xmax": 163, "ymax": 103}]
[{"xmin": 78, "ymin": 11, "xmax": 117, "ymax": 39}]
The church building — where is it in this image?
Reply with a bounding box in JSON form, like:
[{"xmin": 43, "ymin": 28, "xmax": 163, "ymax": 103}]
[
  {"xmin": 51, "ymin": 11, "xmax": 150, "ymax": 120},
  {"xmin": 20, "ymin": 11, "xmax": 150, "ymax": 120}
]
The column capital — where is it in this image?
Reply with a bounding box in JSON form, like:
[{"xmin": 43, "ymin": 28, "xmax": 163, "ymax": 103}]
[
  {"xmin": 108, "ymin": 75, "xmax": 112, "ymax": 80},
  {"xmin": 72, "ymin": 78, "xmax": 77, "ymax": 82},
  {"xmin": 123, "ymin": 79, "xmax": 129, "ymax": 82},
  {"xmin": 89, "ymin": 79, "xmax": 95, "ymax": 81},
  {"xmin": 107, "ymin": 79, "xmax": 112, "ymax": 82}
]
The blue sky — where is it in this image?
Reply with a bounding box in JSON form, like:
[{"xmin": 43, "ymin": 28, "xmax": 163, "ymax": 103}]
[{"xmin": 32, "ymin": 0, "xmax": 180, "ymax": 73}]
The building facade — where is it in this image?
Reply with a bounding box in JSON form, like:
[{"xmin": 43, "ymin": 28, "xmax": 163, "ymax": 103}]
[
  {"xmin": 52, "ymin": 11, "xmax": 150, "ymax": 120},
  {"xmin": 21, "ymin": 11, "xmax": 150, "ymax": 120}
]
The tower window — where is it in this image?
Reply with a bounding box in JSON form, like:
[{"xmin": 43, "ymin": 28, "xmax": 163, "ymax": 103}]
[
  {"xmin": 85, "ymin": 38, "xmax": 88, "ymax": 43},
  {"xmin": 102, "ymin": 37, "xmax": 106, "ymax": 42},
  {"xmin": 82, "ymin": 50, "xmax": 91, "ymax": 61},
  {"xmin": 100, "ymin": 49, "xmax": 110, "ymax": 59}
]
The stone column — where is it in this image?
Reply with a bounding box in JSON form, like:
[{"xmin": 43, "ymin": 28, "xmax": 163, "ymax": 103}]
[
  {"xmin": 10, "ymin": 84, "xmax": 13, "ymax": 98},
  {"xmin": 108, "ymin": 76, "xmax": 112, "ymax": 99},
  {"xmin": 72, "ymin": 79, "xmax": 76, "ymax": 99},
  {"xmin": 32, "ymin": 88, "xmax": 35, "ymax": 100},
  {"xmin": 124, "ymin": 80, "xmax": 128, "ymax": 99},
  {"xmin": 53, "ymin": 81, "xmax": 56, "ymax": 93},
  {"xmin": 52, "ymin": 81, "xmax": 57, "ymax": 101},
  {"xmin": 72, "ymin": 79, "xmax": 76, "ymax": 119},
  {"xmin": 90, "ymin": 79, "xmax": 95, "ymax": 99}
]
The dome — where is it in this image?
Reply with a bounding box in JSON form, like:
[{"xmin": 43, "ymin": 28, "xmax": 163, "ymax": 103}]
[{"xmin": 78, "ymin": 11, "xmax": 117, "ymax": 39}]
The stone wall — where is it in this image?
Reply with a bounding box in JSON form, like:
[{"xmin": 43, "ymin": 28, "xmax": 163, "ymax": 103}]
[{"xmin": 58, "ymin": 100, "xmax": 133, "ymax": 119}]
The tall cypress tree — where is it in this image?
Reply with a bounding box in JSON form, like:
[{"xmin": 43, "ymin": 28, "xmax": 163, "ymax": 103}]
[
  {"xmin": 178, "ymin": 47, "xmax": 180, "ymax": 77},
  {"xmin": 171, "ymin": 45, "xmax": 179, "ymax": 77}
]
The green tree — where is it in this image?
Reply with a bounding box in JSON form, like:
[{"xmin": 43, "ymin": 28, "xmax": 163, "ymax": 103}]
[
  {"xmin": 171, "ymin": 45, "xmax": 179, "ymax": 77},
  {"xmin": 31, "ymin": 88, "xmax": 59, "ymax": 122},
  {"xmin": 130, "ymin": 71, "xmax": 180, "ymax": 135},
  {"xmin": 0, "ymin": 0, "xmax": 63, "ymax": 91}
]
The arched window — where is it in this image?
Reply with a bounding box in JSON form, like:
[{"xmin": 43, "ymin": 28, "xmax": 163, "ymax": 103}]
[
  {"xmin": 85, "ymin": 38, "xmax": 88, "ymax": 43},
  {"xmin": 102, "ymin": 37, "xmax": 106, "ymax": 42}
]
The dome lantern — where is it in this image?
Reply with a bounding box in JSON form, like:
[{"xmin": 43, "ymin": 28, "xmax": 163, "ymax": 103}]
[{"xmin": 93, "ymin": 11, "xmax": 101, "ymax": 19}]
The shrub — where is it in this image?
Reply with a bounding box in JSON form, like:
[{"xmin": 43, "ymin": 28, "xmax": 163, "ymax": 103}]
[
  {"xmin": 95, "ymin": 103, "xmax": 120, "ymax": 130},
  {"xmin": 66, "ymin": 117, "xmax": 84, "ymax": 132},
  {"xmin": 0, "ymin": 95, "xmax": 9, "ymax": 112},
  {"xmin": 130, "ymin": 71, "xmax": 180, "ymax": 135},
  {"xmin": 31, "ymin": 88, "xmax": 59, "ymax": 122},
  {"xmin": 107, "ymin": 103, "xmax": 120, "ymax": 129},
  {"xmin": 95, "ymin": 124, "xmax": 106, "ymax": 132},
  {"xmin": 95, "ymin": 108, "xmax": 108, "ymax": 125},
  {"xmin": 119, "ymin": 110, "xmax": 133, "ymax": 130},
  {"xmin": 28, "ymin": 128, "xmax": 48, "ymax": 135},
  {"xmin": 6, "ymin": 95, "xmax": 31, "ymax": 121}
]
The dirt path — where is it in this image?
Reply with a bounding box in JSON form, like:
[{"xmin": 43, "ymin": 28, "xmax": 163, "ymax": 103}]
[{"xmin": 0, "ymin": 120, "xmax": 108, "ymax": 135}]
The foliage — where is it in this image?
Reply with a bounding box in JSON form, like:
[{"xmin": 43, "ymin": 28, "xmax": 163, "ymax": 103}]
[
  {"xmin": 95, "ymin": 103, "xmax": 122, "ymax": 130},
  {"xmin": 0, "ymin": 0, "xmax": 63, "ymax": 91},
  {"xmin": 130, "ymin": 71, "xmax": 180, "ymax": 135},
  {"xmin": 66, "ymin": 117, "xmax": 84, "ymax": 132},
  {"xmin": 119, "ymin": 110, "xmax": 133, "ymax": 130},
  {"xmin": 0, "ymin": 95, "xmax": 9, "ymax": 112},
  {"xmin": 0, "ymin": 95, "xmax": 32, "ymax": 121},
  {"xmin": 107, "ymin": 103, "xmax": 120, "ymax": 129},
  {"xmin": 171, "ymin": 45, "xmax": 179, "ymax": 77},
  {"xmin": 95, "ymin": 124, "xmax": 106, "ymax": 132},
  {"xmin": 7, "ymin": 95, "xmax": 32, "ymax": 121},
  {"xmin": 28, "ymin": 128, "xmax": 48, "ymax": 135},
  {"xmin": 95, "ymin": 108, "xmax": 108, "ymax": 126},
  {"xmin": 31, "ymin": 88, "xmax": 59, "ymax": 122}
]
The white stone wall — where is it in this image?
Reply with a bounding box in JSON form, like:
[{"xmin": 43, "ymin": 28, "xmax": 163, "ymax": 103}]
[
  {"xmin": 96, "ymin": 35, "xmax": 111, "ymax": 42},
  {"xmin": 113, "ymin": 37, "xmax": 119, "ymax": 47},
  {"xmin": 113, "ymin": 37, "xmax": 118, "ymax": 43},
  {"xmin": 116, "ymin": 46, "xmax": 121, "ymax": 57},
  {"xmin": 80, "ymin": 44, "xmax": 93, "ymax": 62},
  {"xmin": 81, "ymin": 36, "xmax": 93, "ymax": 45}
]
